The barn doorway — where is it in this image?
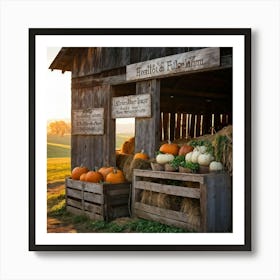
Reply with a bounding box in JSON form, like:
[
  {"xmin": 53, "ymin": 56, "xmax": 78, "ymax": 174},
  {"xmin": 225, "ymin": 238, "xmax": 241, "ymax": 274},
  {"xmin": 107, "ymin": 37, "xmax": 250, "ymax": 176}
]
[
  {"xmin": 115, "ymin": 118, "xmax": 135, "ymax": 153},
  {"xmin": 112, "ymin": 82, "xmax": 136, "ymax": 154}
]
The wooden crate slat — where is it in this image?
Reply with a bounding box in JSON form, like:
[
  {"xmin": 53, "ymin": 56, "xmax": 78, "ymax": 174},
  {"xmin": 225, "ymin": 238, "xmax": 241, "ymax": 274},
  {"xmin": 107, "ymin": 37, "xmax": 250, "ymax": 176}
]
[
  {"xmin": 134, "ymin": 169, "xmax": 205, "ymax": 183},
  {"xmin": 135, "ymin": 202, "xmax": 199, "ymax": 226},
  {"xmin": 66, "ymin": 178, "xmax": 84, "ymax": 190},
  {"xmin": 67, "ymin": 205, "xmax": 84, "ymax": 216},
  {"xmin": 84, "ymin": 210, "xmax": 104, "ymax": 221},
  {"xmin": 83, "ymin": 192, "xmax": 104, "ymax": 204},
  {"xmin": 135, "ymin": 181, "xmax": 200, "ymax": 199},
  {"xmin": 83, "ymin": 182, "xmax": 103, "ymax": 194},
  {"xmin": 67, "ymin": 188, "xmax": 83, "ymax": 199},
  {"xmin": 108, "ymin": 194, "xmax": 130, "ymax": 206},
  {"xmin": 135, "ymin": 207, "xmax": 199, "ymax": 231},
  {"xmin": 109, "ymin": 206, "xmax": 130, "ymax": 220},
  {"xmin": 67, "ymin": 197, "xmax": 82, "ymax": 209},
  {"xmin": 106, "ymin": 188, "xmax": 130, "ymax": 196},
  {"xmin": 84, "ymin": 201, "xmax": 103, "ymax": 214}
]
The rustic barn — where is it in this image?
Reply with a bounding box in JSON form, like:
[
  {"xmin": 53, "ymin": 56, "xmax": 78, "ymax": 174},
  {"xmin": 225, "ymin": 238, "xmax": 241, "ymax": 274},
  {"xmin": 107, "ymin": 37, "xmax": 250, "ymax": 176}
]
[{"xmin": 49, "ymin": 47, "xmax": 232, "ymax": 170}]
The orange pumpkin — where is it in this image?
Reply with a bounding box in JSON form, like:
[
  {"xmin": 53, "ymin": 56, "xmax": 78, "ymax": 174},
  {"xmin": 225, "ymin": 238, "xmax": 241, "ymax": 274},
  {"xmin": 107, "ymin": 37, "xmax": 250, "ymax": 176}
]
[
  {"xmin": 85, "ymin": 171, "xmax": 103, "ymax": 183},
  {"xmin": 71, "ymin": 166, "xmax": 89, "ymax": 180},
  {"xmin": 159, "ymin": 142, "xmax": 179, "ymax": 156},
  {"xmin": 178, "ymin": 144, "xmax": 194, "ymax": 156},
  {"xmin": 79, "ymin": 173, "xmax": 87, "ymax": 181},
  {"xmin": 98, "ymin": 166, "xmax": 114, "ymax": 179},
  {"xmin": 105, "ymin": 169, "xmax": 125, "ymax": 184},
  {"xmin": 133, "ymin": 149, "xmax": 149, "ymax": 160}
]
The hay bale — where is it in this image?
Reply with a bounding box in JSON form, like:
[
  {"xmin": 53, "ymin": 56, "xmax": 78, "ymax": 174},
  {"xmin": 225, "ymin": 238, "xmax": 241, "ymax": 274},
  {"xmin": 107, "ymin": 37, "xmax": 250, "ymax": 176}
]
[
  {"xmin": 180, "ymin": 198, "xmax": 200, "ymax": 229},
  {"xmin": 116, "ymin": 153, "xmax": 132, "ymax": 170},
  {"xmin": 140, "ymin": 190, "xmax": 153, "ymax": 205},
  {"xmin": 169, "ymin": 195, "xmax": 183, "ymax": 211},
  {"xmin": 122, "ymin": 154, "xmax": 134, "ymax": 181},
  {"xmin": 140, "ymin": 191, "xmax": 171, "ymax": 209},
  {"xmin": 183, "ymin": 181, "xmax": 200, "ymax": 188},
  {"xmin": 125, "ymin": 158, "xmax": 151, "ymax": 182},
  {"xmin": 186, "ymin": 125, "xmax": 233, "ymax": 176},
  {"xmin": 121, "ymin": 137, "xmax": 135, "ymax": 154},
  {"xmin": 155, "ymin": 193, "xmax": 171, "ymax": 209},
  {"xmin": 212, "ymin": 125, "xmax": 232, "ymax": 175}
]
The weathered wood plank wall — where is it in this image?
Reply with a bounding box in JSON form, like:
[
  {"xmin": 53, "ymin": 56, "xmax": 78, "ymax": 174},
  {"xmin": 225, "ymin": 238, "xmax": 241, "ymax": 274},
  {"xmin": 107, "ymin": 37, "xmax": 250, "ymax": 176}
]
[
  {"xmin": 72, "ymin": 47, "xmax": 206, "ymax": 78},
  {"xmin": 71, "ymin": 84, "xmax": 115, "ymax": 170}
]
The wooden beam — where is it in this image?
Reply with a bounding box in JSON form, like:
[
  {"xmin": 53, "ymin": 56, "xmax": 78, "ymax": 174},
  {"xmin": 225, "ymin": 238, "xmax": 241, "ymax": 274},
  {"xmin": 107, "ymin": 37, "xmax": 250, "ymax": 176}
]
[{"xmin": 135, "ymin": 79, "xmax": 161, "ymax": 157}]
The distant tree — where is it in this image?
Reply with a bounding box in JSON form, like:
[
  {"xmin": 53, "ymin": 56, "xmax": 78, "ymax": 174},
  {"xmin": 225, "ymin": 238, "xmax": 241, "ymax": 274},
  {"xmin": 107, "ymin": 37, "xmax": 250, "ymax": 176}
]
[{"xmin": 48, "ymin": 120, "xmax": 71, "ymax": 136}]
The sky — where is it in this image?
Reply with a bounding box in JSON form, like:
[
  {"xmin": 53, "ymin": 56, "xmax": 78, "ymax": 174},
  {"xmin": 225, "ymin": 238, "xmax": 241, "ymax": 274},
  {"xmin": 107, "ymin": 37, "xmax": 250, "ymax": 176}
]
[
  {"xmin": 46, "ymin": 47, "xmax": 134, "ymax": 131},
  {"xmin": 47, "ymin": 47, "xmax": 71, "ymax": 121}
]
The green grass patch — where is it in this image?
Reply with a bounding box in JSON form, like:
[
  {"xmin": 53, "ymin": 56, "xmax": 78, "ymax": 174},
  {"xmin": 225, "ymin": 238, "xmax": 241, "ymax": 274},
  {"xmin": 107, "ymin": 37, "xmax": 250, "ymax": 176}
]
[
  {"xmin": 47, "ymin": 134, "xmax": 71, "ymax": 146},
  {"xmin": 47, "ymin": 143, "xmax": 71, "ymax": 158}
]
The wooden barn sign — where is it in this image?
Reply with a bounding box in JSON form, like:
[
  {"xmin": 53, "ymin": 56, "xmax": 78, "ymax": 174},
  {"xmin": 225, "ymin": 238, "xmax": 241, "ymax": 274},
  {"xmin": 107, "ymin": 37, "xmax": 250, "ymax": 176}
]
[
  {"xmin": 112, "ymin": 94, "xmax": 151, "ymax": 118},
  {"xmin": 126, "ymin": 47, "xmax": 220, "ymax": 81},
  {"xmin": 72, "ymin": 108, "xmax": 104, "ymax": 135}
]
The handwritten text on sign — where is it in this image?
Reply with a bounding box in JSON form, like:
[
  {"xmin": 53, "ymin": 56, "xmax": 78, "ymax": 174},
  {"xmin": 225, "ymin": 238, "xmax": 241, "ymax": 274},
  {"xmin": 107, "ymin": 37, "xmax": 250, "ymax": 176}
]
[
  {"xmin": 72, "ymin": 108, "xmax": 104, "ymax": 135},
  {"xmin": 126, "ymin": 47, "xmax": 220, "ymax": 81},
  {"xmin": 112, "ymin": 94, "xmax": 151, "ymax": 118}
]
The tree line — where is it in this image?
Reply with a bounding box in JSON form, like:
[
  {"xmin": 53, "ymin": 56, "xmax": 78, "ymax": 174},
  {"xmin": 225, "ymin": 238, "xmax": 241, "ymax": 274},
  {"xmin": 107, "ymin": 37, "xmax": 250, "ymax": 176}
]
[{"xmin": 47, "ymin": 120, "xmax": 71, "ymax": 136}]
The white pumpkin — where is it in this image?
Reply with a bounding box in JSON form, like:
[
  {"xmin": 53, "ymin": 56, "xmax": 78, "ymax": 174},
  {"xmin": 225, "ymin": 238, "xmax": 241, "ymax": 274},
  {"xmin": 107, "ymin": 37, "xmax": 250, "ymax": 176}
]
[
  {"xmin": 156, "ymin": 153, "xmax": 174, "ymax": 165},
  {"xmin": 197, "ymin": 153, "xmax": 213, "ymax": 166},
  {"xmin": 198, "ymin": 145, "xmax": 207, "ymax": 154},
  {"xmin": 191, "ymin": 150, "xmax": 201, "ymax": 163},
  {"xmin": 209, "ymin": 161, "xmax": 223, "ymax": 171},
  {"xmin": 185, "ymin": 151, "xmax": 193, "ymax": 162}
]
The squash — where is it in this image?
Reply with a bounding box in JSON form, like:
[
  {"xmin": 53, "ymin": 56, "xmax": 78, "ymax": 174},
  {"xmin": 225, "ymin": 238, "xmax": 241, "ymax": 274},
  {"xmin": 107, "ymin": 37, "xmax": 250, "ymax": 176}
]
[
  {"xmin": 156, "ymin": 153, "xmax": 174, "ymax": 164},
  {"xmin": 185, "ymin": 151, "xmax": 193, "ymax": 162},
  {"xmin": 209, "ymin": 161, "xmax": 223, "ymax": 172},
  {"xmin": 178, "ymin": 144, "xmax": 194, "ymax": 156},
  {"xmin": 71, "ymin": 166, "xmax": 89, "ymax": 180},
  {"xmin": 197, "ymin": 153, "xmax": 213, "ymax": 166},
  {"xmin": 85, "ymin": 171, "xmax": 103, "ymax": 183},
  {"xmin": 105, "ymin": 169, "xmax": 126, "ymax": 184},
  {"xmin": 79, "ymin": 173, "xmax": 87, "ymax": 181},
  {"xmin": 191, "ymin": 150, "xmax": 201, "ymax": 163},
  {"xmin": 133, "ymin": 149, "xmax": 149, "ymax": 160},
  {"xmin": 159, "ymin": 141, "xmax": 179, "ymax": 156},
  {"xmin": 197, "ymin": 145, "xmax": 207, "ymax": 154},
  {"xmin": 98, "ymin": 166, "xmax": 114, "ymax": 179}
]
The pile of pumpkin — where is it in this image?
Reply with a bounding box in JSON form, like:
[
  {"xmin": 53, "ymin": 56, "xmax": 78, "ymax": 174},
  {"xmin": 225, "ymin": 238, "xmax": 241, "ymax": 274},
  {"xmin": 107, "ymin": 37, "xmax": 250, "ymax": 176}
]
[
  {"xmin": 152, "ymin": 141, "xmax": 224, "ymax": 173},
  {"xmin": 71, "ymin": 151, "xmax": 152, "ymax": 184},
  {"xmin": 71, "ymin": 166, "xmax": 126, "ymax": 184}
]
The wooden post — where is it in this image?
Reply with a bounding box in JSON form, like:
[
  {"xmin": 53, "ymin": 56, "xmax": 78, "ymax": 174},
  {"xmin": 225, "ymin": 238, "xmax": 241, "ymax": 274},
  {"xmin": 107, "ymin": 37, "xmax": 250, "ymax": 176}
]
[
  {"xmin": 170, "ymin": 112, "xmax": 175, "ymax": 141},
  {"xmin": 135, "ymin": 79, "xmax": 160, "ymax": 158},
  {"xmin": 162, "ymin": 112, "xmax": 169, "ymax": 141},
  {"xmin": 182, "ymin": 113, "xmax": 187, "ymax": 138},
  {"xmin": 175, "ymin": 113, "xmax": 181, "ymax": 140}
]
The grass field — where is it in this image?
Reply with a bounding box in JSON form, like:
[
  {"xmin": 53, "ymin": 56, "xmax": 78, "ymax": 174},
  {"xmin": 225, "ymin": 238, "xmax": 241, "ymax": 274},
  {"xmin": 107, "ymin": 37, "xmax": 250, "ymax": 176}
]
[
  {"xmin": 47, "ymin": 133, "xmax": 133, "ymax": 158},
  {"xmin": 47, "ymin": 158, "xmax": 71, "ymax": 183}
]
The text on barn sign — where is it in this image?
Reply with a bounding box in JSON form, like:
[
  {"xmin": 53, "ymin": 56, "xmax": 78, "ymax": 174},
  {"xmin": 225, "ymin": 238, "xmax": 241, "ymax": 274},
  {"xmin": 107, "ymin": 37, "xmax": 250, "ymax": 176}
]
[
  {"xmin": 72, "ymin": 108, "xmax": 104, "ymax": 135},
  {"xmin": 126, "ymin": 47, "xmax": 220, "ymax": 81},
  {"xmin": 112, "ymin": 94, "xmax": 151, "ymax": 118}
]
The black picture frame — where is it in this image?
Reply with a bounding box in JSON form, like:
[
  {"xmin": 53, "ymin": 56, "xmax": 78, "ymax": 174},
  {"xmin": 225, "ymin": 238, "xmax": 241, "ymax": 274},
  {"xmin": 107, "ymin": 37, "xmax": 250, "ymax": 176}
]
[{"xmin": 29, "ymin": 28, "xmax": 251, "ymax": 251}]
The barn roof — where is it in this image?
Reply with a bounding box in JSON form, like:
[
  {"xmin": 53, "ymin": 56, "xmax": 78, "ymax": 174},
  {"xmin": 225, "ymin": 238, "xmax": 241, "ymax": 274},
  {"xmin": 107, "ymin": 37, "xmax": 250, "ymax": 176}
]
[{"xmin": 49, "ymin": 47, "xmax": 86, "ymax": 73}]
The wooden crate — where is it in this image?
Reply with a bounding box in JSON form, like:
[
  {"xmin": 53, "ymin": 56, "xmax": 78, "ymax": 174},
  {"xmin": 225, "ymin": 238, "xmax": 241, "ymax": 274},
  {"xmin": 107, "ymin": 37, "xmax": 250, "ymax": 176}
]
[
  {"xmin": 132, "ymin": 169, "xmax": 232, "ymax": 232},
  {"xmin": 65, "ymin": 178, "xmax": 131, "ymax": 222}
]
